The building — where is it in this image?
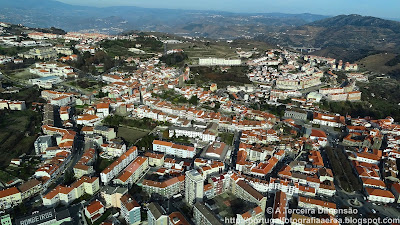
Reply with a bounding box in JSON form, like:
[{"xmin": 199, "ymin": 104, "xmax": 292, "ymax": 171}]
[
  {"xmin": 147, "ymin": 202, "xmax": 168, "ymax": 225},
  {"xmin": 201, "ymin": 142, "xmax": 229, "ymax": 161},
  {"xmin": 120, "ymin": 193, "xmax": 141, "ymax": 225},
  {"xmin": 34, "ymin": 135, "xmax": 53, "ymax": 155},
  {"xmin": 233, "ymin": 180, "xmax": 267, "ymax": 211},
  {"xmin": 101, "ymin": 186, "xmax": 128, "ymax": 208},
  {"xmin": 144, "ymin": 152, "xmax": 165, "ymax": 167},
  {"xmin": 14, "ymin": 208, "xmax": 75, "ymax": 225},
  {"xmin": 100, "ymin": 146, "xmax": 138, "ymax": 185},
  {"xmin": 168, "ymin": 212, "xmax": 190, "ymax": 225},
  {"xmin": 0, "ymin": 214, "xmax": 11, "ymax": 225},
  {"xmin": 236, "ymin": 206, "xmax": 264, "ymax": 225},
  {"xmin": 365, "ymin": 187, "xmax": 395, "ymax": 203},
  {"xmin": 73, "ymin": 148, "xmax": 96, "ymax": 179},
  {"xmin": 298, "ymin": 196, "xmax": 337, "ymax": 215},
  {"xmin": 153, "ymin": 140, "xmax": 196, "ymax": 158},
  {"xmin": 17, "ymin": 178, "xmax": 42, "ymax": 200},
  {"xmin": 169, "ymin": 126, "xmax": 217, "ymax": 143},
  {"xmin": 0, "ymin": 187, "xmax": 22, "ymax": 210},
  {"xmin": 312, "ymin": 112, "xmax": 345, "ymax": 128},
  {"xmin": 199, "ymin": 58, "xmax": 241, "ymax": 66},
  {"xmin": 284, "ymin": 109, "xmax": 309, "ymax": 121},
  {"xmin": 84, "ymin": 200, "xmax": 105, "ymax": 223},
  {"xmin": 271, "ymin": 191, "xmax": 287, "ymax": 225},
  {"xmin": 193, "ymin": 202, "xmax": 223, "ymax": 225},
  {"xmin": 42, "ymin": 176, "xmax": 99, "ymax": 207},
  {"xmin": 142, "ymin": 175, "xmax": 185, "ymax": 198},
  {"xmin": 185, "ymin": 170, "xmax": 204, "ymax": 207},
  {"xmin": 94, "ymin": 126, "xmax": 116, "ymax": 141},
  {"xmin": 391, "ymin": 183, "xmax": 400, "ymax": 203},
  {"xmin": 0, "ymin": 100, "xmax": 26, "ymax": 111},
  {"xmin": 96, "ymin": 103, "xmax": 110, "ymax": 117},
  {"xmin": 113, "ymin": 156, "xmax": 149, "ymax": 186}
]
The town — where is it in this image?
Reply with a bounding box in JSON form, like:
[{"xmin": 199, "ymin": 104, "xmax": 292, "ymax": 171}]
[{"xmin": 0, "ymin": 20, "xmax": 399, "ymax": 225}]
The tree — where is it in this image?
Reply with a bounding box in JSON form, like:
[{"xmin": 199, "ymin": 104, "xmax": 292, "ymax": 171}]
[
  {"xmin": 188, "ymin": 95, "xmax": 199, "ymax": 105},
  {"xmin": 64, "ymin": 170, "xmax": 75, "ymax": 185}
]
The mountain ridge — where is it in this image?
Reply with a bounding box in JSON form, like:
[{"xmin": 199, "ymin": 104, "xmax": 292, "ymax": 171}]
[{"xmin": 0, "ymin": 0, "xmax": 328, "ymax": 38}]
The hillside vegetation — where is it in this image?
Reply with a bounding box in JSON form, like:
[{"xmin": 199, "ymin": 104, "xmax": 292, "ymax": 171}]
[{"xmin": 255, "ymin": 14, "xmax": 400, "ymax": 62}]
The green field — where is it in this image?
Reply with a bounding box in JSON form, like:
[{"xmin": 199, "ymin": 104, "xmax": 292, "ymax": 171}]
[
  {"xmin": 168, "ymin": 39, "xmax": 272, "ymax": 62},
  {"xmin": 117, "ymin": 126, "xmax": 150, "ymax": 144},
  {"xmin": 11, "ymin": 68, "xmax": 39, "ymax": 80},
  {"xmin": 0, "ymin": 110, "xmax": 41, "ymax": 167},
  {"xmin": 191, "ymin": 66, "xmax": 251, "ymax": 88},
  {"xmin": 218, "ymin": 132, "xmax": 234, "ymax": 145}
]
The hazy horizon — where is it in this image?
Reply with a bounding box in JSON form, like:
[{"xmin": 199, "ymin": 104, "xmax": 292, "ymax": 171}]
[{"xmin": 55, "ymin": 0, "xmax": 400, "ymax": 19}]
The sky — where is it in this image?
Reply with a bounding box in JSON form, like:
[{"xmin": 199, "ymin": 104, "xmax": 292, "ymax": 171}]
[{"xmin": 56, "ymin": 0, "xmax": 400, "ymax": 19}]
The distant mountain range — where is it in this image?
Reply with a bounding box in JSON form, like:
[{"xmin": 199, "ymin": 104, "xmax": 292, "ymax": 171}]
[
  {"xmin": 0, "ymin": 0, "xmax": 328, "ymax": 38},
  {"xmin": 2, "ymin": 0, "xmax": 400, "ymax": 66},
  {"xmin": 254, "ymin": 14, "xmax": 400, "ymax": 62}
]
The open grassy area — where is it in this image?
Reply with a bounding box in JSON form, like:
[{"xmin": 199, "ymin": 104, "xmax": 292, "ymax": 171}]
[
  {"xmin": 218, "ymin": 132, "xmax": 234, "ymax": 145},
  {"xmin": 103, "ymin": 116, "xmax": 163, "ymax": 130},
  {"xmin": 356, "ymin": 53, "xmax": 400, "ymax": 74},
  {"xmin": 168, "ymin": 39, "xmax": 272, "ymax": 63},
  {"xmin": 191, "ymin": 66, "xmax": 251, "ymax": 88},
  {"xmin": 117, "ymin": 126, "xmax": 150, "ymax": 144},
  {"xmin": 11, "ymin": 68, "xmax": 39, "ymax": 80},
  {"xmin": 0, "ymin": 110, "xmax": 41, "ymax": 168},
  {"xmin": 169, "ymin": 41, "xmax": 238, "ymax": 61}
]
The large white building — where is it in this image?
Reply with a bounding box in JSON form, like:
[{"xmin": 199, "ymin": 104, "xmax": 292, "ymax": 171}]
[
  {"xmin": 152, "ymin": 140, "xmax": 196, "ymax": 158},
  {"xmin": 100, "ymin": 146, "xmax": 138, "ymax": 185},
  {"xmin": 169, "ymin": 126, "xmax": 217, "ymax": 143},
  {"xmin": 199, "ymin": 58, "xmax": 241, "ymax": 66},
  {"xmin": 34, "ymin": 135, "xmax": 53, "ymax": 155},
  {"xmin": 121, "ymin": 193, "xmax": 141, "ymax": 225},
  {"xmin": 42, "ymin": 176, "xmax": 100, "ymax": 207},
  {"xmin": 185, "ymin": 170, "xmax": 204, "ymax": 207}
]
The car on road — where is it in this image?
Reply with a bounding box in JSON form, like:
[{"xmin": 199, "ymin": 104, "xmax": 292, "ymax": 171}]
[{"xmin": 371, "ymin": 209, "xmax": 376, "ymax": 213}]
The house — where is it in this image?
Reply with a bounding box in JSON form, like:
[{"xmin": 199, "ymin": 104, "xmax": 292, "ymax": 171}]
[
  {"xmin": 77, "ymin": 114, "xmax": 102, "ymax": 126},
  {"xmin": 144, "ymin": 152, "xmax": 165, "ymax": 167},
  {"xmin": 84, "ymin": 200, "xmax": 105, "ymax": 223},
  {"xmin": 309, "ymin": 129, "xmax": 328, "ymax": 147},
  {"xmin": 96, "ymin": 103, "xmax": 110, "ymax": 118}
]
